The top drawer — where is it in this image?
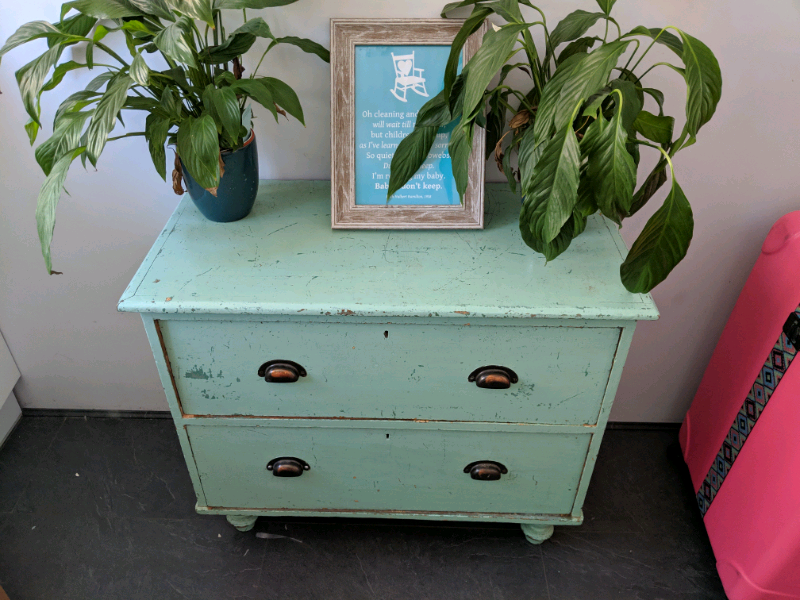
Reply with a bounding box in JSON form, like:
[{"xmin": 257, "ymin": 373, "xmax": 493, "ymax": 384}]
[{"xmin": 157, "ymin": 319, "xmax": 620, "ymax": 425}]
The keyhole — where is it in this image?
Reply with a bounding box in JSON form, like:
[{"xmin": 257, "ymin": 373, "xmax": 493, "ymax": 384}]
[
  {"xmin": 386, "ymin": 434, "xmax": 390, "ymax": 439},
  {"xmin": 384, "ymin": 331, "xmax": 388, "ymax": 339}
]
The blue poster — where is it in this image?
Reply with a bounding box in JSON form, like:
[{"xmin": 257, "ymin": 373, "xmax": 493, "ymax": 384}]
[{"xmin": 354, "ymin": 45, "xmax": 461, "ymax": 206}]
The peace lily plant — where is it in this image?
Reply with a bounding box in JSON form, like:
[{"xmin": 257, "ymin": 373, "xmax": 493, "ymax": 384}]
[
  {"xmin": 1, "ymin": 0, "xmax": 329, "ymax": 273},
  {"xmin": 388, "ymin": 0, "xmax": 722, "ymax": 293}
]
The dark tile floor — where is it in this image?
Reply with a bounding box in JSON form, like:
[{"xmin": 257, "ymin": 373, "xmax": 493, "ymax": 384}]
[{"xmin": 0, "ymin": 417, "xmax": 726, "ymax": 600}]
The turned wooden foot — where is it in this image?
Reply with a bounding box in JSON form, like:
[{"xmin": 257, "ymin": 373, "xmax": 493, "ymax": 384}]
[
  {"xmin": 226, "ymin": 515, "xmax": 257, "ymax": 532},
  {"xmin": 521, "ymin": 523, "xmax": 554, "ymax": 545}
]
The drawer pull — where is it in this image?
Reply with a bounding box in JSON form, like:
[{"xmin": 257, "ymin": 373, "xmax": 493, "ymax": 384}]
[
  {"xmin": 468, "ymin": 366, "xmax": 518, "ymax": 389},
  {"xmin": 258, "ymin": 360, "xmax": 307, "ymax": 383},
  {"xmin": 267, "ymin": 457, "xmax": 310, "ymax": 477},
  {"xmin": 464, "ymin": 461, "xmax": 508, "ymax": 481}
]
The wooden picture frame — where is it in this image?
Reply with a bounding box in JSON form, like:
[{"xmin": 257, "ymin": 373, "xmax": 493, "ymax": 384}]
[{"xmin": 330, "ymin": 19, "xmax": 486, "ymax": 229}]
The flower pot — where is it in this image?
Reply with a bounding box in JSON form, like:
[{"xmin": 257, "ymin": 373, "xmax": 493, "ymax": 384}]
[{"xmin": 182, "ymin": 130, "xmax": 259, "ymax": 223}]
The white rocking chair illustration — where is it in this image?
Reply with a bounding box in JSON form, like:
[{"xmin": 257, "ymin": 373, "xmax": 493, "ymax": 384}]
[{"xmin": 390, "ymin": 51, "xmax": 429, "ymax": 103}]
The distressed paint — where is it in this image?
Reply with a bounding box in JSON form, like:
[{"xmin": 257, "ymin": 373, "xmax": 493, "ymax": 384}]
[
  {"xmin": 186, "ymin": 422, "xmax": 590, "ymax": 515},
  {"xmin": 119, "ymin": 180, "xmax": 658, "ymax": 542},
  {"xmin": 117, "ymin": 181, "xmax": 658, "ymax": 321},
  {"xmin": 159, "ymin": 319, "xmax": 620, "ymax": 424}
]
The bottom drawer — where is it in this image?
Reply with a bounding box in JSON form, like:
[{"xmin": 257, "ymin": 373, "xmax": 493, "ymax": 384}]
[{"xmin": 186, "ymin": 422, "xmax": 591, "ymax": 516}]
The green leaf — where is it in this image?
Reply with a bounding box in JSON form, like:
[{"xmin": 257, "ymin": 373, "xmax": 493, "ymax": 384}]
[
  {"xmin": 633, "ymin": 110, "xmax": 674, "ymax": 145},
  {"xmin": 260, "ymin": 78, "xmax": 304, "ymax": 125},
  {"xmin": 0, "ymin": 21, "xmax": 67, "ymax": 61},
  {"xmin": 620, "ymin": 176, "xmax": 693, "ymax": 293},
  {"xmin": 449, "ymin": 119, "xmax": 474, "ymax": 201},
  {"xmin": 626, "ymin": 26, "xmax": 684, "ymax": 56},
  {"xmin": 535, "ymin": 41, "xmax": 629, "ymax": 141},
  {"xmin": 441, "ymin": 0, "xmax": 483, "ymax": 16},
  {"xmin": 231, "ymin": 79, "xmax": 277, "ymax": 121},
  {"xmin": 517, "ymin": 125, "xmax": 544, "ymax": 194},
  {"xmin": 444, "ymin": 5, "xmax": 492, "ymax": 108},
  {"xmin": 62, "ymin": 0, "xmax": 144, "ymax": 19},
  {"xmin": 160, "ymin": 86, "xmax": 182, "ymax": 119},
  {"xmin": 165, "ymin": 0, "xmax": 214, "ymax": 27},
  {"xmin": 154, "ymin": 16, "xmax": 196, "ymax": 68},
  {"xmin": 269, "ymin": 36, "xmax": 330, "ymax": 63},
  {"xmin": 213, "ymin": 0, "xmax": 299, "ymax": 8},
  {"xmin": 86, "ymin": 69, "xmax": 116, "ymax": 91},
  {"xmin": 522, "ymin": 119, "xmax": 581, "ymax": 244},
  {"xmin": 35, "ymin": 146, "xmax": 85, "ymax": 274},
  {"xmin": 595, "ymin": 0, "xmax": 616, "ymax": 15},
  {"xmin": 177, "ymin": 115, "xmax": 220, "ymax": 190},
  {"xmin": 145, "ymin": 114, "xmax": 171, "ymax": 180},
  {"xmin": 24, "ymin": 119, "xmax": 40, "ymax": 145},
  {"xmin": 54, "ymin": 89, "xmax": 101, "ymax": 124},
  {"xmin": 130, "ymin": 52, "xmax": 150, "ymax": 86},
  {"xmin": 549, "ymin": 10, "xmax": 605, "ymax": 49},
  {"xmin": 42, "ymin": 60, "xmax": 85, "ymax": 93},
  {"xmin": 35, "ymin": 111, "xmax": 93, "ymax": 175},
  {"xmin": 15, "ymin": 45, "xmax": 63, "ymax": 125},
  {"xmin": 387, "ymin": 126, "xmax": 438, "ymax": 199},
  {"xmin": 203, "ymin": 85, "xmax": 241, "ymax": 143},
  {"xmin": 642, "ymin": 87, "xmax": 665, "ymax": 115},
  {"xmin": 128, "ymin": 0, "xmax": 175, "ymax": 20},
  {"xmin": 520, "ymin": 200, "xmax": 577, "ymax": 262},
  {"xmin": 677, "ymin": 30, "xmax": 722, "ymax": 140},
  {"xmin": 56, "ymin": 14, "xmax": 97, "ymax": 39},
  {"xmin": 608, "ymin": 78, "xmax": 642, "ymax": 133},
  {"xmin": 628, "ymin": 161, "xmax": 667, "ymax": 216},
  {"xmin": 85, "ymin": 73, "xmax": 133, "ymax": 165},
  {"xmin": 462, "ymin": 24, "xmax": 527, "ymax": 119},
  {"xmin": 485, "ymin": 0, "xmax": 523, "ymax": 23},
  {"xmin": 584, "ymin": 101, "xmax": 636, "ymax": 224},
  {"xmin": 557, "ymin": 36, "xmax": 598, "ymax": 64},
  {"xmin": 415, "ymin": 90, "xmax": 453, "ymax": 128}
]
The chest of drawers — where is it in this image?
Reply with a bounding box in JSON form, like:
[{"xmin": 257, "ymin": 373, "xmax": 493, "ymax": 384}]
[{"xmin": 119, "ymin": 180, "xmax": 657, "ymax": 543}]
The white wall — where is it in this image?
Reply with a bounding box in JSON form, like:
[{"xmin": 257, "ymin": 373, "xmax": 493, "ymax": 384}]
[{"xmin": 1, "ymin": 0, "xmax": 798, "ymax": 420}]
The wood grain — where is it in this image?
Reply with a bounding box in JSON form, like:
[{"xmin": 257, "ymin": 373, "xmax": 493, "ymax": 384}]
[{"xmin": 330, "ymin": 19, "xmax": 487, "ymax": 229}]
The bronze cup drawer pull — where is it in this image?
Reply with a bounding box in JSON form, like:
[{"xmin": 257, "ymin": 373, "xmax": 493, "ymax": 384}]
[
  {"xmin": 258, "ymin": 360, "xmax": 307, "ymax": 383},
  {"xmin": 468, "ymin": 365, "xmax": 519, "ymax": 389},
  {"xmin": 464, "ymin": 461, "xmax": 508, "ymax": 481},
  {"xmin": 267, "ymin": 457, "xmax": 310, "ymax": 477}
]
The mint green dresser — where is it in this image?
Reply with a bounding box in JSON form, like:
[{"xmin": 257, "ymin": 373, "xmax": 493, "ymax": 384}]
[{"xmin": 119, "ymin": 180, "xmax": 657, "ymax": 543}]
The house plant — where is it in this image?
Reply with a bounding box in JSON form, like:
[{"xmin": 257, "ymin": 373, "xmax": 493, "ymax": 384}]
[
  {"xmin": 387, "ymin": 0, "xmax": 722, "ymax": 293},
  {"xmin": 0, "ymin": 0, "xmax": 329, "ymax": 273}
]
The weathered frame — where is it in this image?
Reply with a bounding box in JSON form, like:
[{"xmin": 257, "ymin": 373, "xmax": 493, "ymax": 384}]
[{"xmin": 330, "ymin": 19, "xmax": 486, "ymax": 229}]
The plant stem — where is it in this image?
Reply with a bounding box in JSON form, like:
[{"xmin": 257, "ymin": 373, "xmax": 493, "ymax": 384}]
[
  {"xmin": 95, "ymin": 42, "xmax": 129, "ymax": 67},
  {"xmin": 108, "ymin": 132, "xmax": 146, "ymax": 142},
  {"xmin": 603, "ymin": 18, "xmax": 609, "ymax": 43}
]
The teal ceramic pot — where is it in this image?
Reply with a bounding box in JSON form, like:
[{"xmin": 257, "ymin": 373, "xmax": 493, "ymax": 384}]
[{"xmin": 182, "ymin": 130, "xmax": 259, "ymax": 222}]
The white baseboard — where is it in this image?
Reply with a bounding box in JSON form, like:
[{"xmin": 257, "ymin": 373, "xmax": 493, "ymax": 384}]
[{"xmin": 0, "ymin": 391, "xmax": 22, "ymax": 448}]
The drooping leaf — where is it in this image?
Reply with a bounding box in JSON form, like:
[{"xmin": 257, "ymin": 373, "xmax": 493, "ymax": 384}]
[
  {"xmin": 486, "ymin": 0, "xmax": 523, "ymax": 23},
  {"xmin": 595, "ymin": 0, "xmax": 616, "ymax": 15},
  {"xmin": 260, "ymin": 78, "xmax": 304, "ymax": 125},
  {"xmin": 387, "ymin": 126, "xmax": 438, "ymax": 199},
  {"xmin": 677, "ymin": 30, "xmax": 722, "ymax": 140},
  {"xmin": 24, "ymin": 119, "xmax": 40, "ymax": 145},
  {"xmin": 15, "ymin": 45, "xmax": 63, "ymax": 124},
  {"xmin": 35, "ymin": 146, "xmax": 85, "ymax": 274},
  {"xmin": 200, "ymin": 17, "xmax": 274, "ymax": 64},
  {"xmin": 520, "ymin": 199, "xmax": 577, "ymax": 262},
  {"xmin": 55, "ymin": 14, "xmax": 97, "ymax": 40},
  {"xmin": 517, "ymin": 125, "xmax": 543, "ymax": 194},
  {"xmin": 557, "ymin": 36, "xmax": 598, "ymax": 64},
  {"xmin": 444, "ymin": 5, "xmax": 491, "ymax": 108},
  {"xmin": 35, "ymin": 111, "xmax": 93, "ymax": 175},
  {"xmin": 0, "ymin": 21, "xmax": 68, "ymax": 62},
  {"xmin": 85, "ymin": 73, "xmax": 133, "ymax": 165},
  {"xmin": 535, "ymin": 41, "xmax": 628, "ymax": 141},
  {"xmin": 633, "ymin": 110, "xmax": 674, "ymax": 145},
  {"xmin": 268, "ymin": 36, "xmax": 330, "ymax": 63},
  {"xmin": 608, "ymin": 78, "xmax": 642, "ymax": 133},
  {"xmin": 522, "ymin": 119, "xmax": 581, "ymax": 244},
  {"xmin": 549, "ymin": 10, "xmax": 605, "ymax": 49},
  {"xmin": 628, "ymin": 161, "xmax": 668, "ymax": 216},
  {"xmin": 626, "ymin": 26, "xmax": 684, "ymax": 56},
  {"xmin": 620, "ymin": 177, "xmax": 693, "ymax": 293},
  {"xmin": 159, "ymin": 86, "xmax": 182, "ymax": 119},
  {"xmin": 145, "ymin": 114, "xmax": 171, "ymax": 180},
  {"xmin": 231, "ymin": 79, "xmax": 277, "ymax": 121},
  {"xmin": 130, "ymin": 52, "xmax": 150, "ymax": 85},
  {"xmin": 584, "ymin": 103, "xmax": 636, "ymax": 224},
  {"xmin": 42, "ymin": 61, "xmax": 85, "ymax": 93},
  {"xmin": 449, "ymin": 118, "xmax": 474, "ymax": 201},
  {"xmin": 415, "ymin": 89, "xmax": 453, "ymax": 128},
  {"xmin": 642, "ymin": 87, "xmax": 665, "ymax": 115},
  {"xmin": 62, "ymin": 0, "xmax": 144, "ymax": 19},
  {"xmin": 86, "ymin": 69, "xmax": 116, "ymax": 91},
  {"xmin": 441, "ymin": 0, "xmax": 483, "ymax": 16},
  {"xmin": 462, "ymin": 24, "xmax": 527, "ymax": 119},
  {"xmin": 54, "ymin": 89, "xmax": 101, "ymax": 124},
  {"xmin": 154, "ymin": 16, "xmax": 196, "ymax": 68},
  {"xmin": 177, "ymin": 115, "xmax": 220, "ymax": 190}
]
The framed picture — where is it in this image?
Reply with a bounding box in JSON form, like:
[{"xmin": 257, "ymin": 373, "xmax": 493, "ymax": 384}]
[{"xmin": 330, "ymin": 19, "xmax": 486, "ymax": 229}]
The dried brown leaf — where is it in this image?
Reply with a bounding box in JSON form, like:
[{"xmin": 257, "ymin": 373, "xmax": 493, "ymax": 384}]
[
  {"xmin": 509, "ymin": 109, "xmax": 530, "ymax": 131},
  {"xmin": 172, "ymin": 154, "xmax": 185, "ymax": 195},
  {"xmin": 233, "ymin": 57, "xmax": 245, "ymax": 80}
]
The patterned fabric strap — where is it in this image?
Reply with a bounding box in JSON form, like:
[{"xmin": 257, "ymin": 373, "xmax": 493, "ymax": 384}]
[{"xmin": 697, "ymin": 306, "xmax": 800, "ymax": 516}]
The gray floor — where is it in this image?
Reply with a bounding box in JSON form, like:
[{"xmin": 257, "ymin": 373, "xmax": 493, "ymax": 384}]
[{"xmin": 0, "ymin": 416, "xmax": 726, "ymax": 600}]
